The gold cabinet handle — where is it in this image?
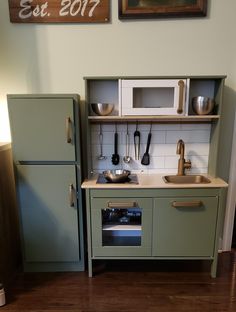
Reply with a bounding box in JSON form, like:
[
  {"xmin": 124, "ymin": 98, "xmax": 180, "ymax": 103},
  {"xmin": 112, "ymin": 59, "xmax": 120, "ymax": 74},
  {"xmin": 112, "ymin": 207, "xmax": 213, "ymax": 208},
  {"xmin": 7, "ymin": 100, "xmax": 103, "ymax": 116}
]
[
  {"xmin": 107, "ymin": 201, "xmax": 137, "ymax": 208},
  {"xmin": 66, "ymin": 117, "xmax": 72, "ymax": 143},
  {"xmin": 172, "ymin": 200, "xmax": 202, "ymax": 208},
  {"xmin": 69, "ymin": 184, "xmax": 75, "ymax": 207},
  {"xmin": 177, "ymin": 80, "xmax": 185, "ymax": 114}
]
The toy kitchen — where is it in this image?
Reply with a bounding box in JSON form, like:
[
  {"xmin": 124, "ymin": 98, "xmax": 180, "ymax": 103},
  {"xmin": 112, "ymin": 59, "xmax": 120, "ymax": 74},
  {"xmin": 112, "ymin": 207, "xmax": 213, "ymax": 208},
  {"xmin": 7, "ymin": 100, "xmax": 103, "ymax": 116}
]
[
  {"xmin": 82, "ymin": 76, "xmax": 228, "ymax": 277},
  {"xmin": 8, "ymin": 76, "xmax": 228, "ymax": 277}
]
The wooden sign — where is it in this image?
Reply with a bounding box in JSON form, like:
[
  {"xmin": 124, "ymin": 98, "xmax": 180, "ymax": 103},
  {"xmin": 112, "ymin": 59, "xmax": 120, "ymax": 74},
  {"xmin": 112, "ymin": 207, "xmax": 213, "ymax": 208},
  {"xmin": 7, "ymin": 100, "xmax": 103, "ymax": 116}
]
[{"xmin": 8, "ymin": 0, "xmax": 110, "ymax": 23}]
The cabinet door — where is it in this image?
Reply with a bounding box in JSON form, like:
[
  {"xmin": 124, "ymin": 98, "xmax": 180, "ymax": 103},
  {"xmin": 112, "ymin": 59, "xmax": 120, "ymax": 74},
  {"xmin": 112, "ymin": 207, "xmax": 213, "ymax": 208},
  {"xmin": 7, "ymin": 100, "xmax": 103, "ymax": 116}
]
[
  {"xmin": 91, "ymin": 197, "xmax": 153, "ymax": 257},
  {"xmin": 153, "ymin": 197, "xmax": 218, "ymax": 257},
  {"xmin": 8, "ymin": 97, "xmax": 75, "ymax": 161},
  {"xmin": 17, "ymin": 165, "xmax": 80, "ymax": 263},
  {"xmin": 121, "ymin": 79, "xmax": 187, "ymax": 116}
]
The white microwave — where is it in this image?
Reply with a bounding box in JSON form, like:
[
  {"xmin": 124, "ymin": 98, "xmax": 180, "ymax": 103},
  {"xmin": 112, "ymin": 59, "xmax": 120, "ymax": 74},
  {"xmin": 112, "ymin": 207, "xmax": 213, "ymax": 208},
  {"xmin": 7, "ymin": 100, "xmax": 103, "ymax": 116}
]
[{"xmin": 121, "ymin": 79, "xmax": 188, "ymax": 116}]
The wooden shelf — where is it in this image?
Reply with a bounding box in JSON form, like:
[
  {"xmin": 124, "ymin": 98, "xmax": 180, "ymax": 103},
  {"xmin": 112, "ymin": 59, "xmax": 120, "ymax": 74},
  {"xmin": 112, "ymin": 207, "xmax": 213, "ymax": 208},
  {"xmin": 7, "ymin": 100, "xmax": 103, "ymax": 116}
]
[{"xmin": 88, "ymin": 115, "xmax": 220, "ymax": 123}]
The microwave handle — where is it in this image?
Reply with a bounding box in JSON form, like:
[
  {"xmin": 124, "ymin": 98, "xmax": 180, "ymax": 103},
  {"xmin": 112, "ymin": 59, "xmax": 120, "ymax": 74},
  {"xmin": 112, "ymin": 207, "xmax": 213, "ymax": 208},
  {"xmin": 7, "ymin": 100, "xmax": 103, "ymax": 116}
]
[{"xmin": 177, "ymin": 80, "xmax": 185, "ymax": 114}]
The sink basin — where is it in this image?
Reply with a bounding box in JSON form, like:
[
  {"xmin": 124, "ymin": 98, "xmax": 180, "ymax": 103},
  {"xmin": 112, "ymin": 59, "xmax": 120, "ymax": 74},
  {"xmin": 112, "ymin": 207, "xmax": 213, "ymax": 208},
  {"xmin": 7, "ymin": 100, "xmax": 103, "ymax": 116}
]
[{"xmin": 163, "ymin": 175, "xmax": 211, "ymax": 184}]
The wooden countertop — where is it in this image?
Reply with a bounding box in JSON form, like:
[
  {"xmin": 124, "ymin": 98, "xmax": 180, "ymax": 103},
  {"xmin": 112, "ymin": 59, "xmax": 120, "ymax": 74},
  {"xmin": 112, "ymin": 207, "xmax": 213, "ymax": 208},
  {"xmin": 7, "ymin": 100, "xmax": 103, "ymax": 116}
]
[
  {"xmin": 0, "ymin": 143, "xmax": 11, "ymax": 152},
  {"xmin": 82, "ymin": 173, "xmax": 228, "ymax": 189}
]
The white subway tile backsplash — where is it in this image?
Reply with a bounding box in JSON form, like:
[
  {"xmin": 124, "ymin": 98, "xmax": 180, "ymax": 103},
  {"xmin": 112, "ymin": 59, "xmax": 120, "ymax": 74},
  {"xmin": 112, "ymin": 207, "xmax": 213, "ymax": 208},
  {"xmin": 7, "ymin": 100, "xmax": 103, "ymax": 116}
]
[
  {"xmin": 148, "ymin": 131, "xmax": 166, "ymax": 144},
  {"xmin": 152, "ymin": 124, "xmax": 181, "ymax": 131},
  {"xmin": 185, "ymin": 143, "xmax": 210, "ymax": 156},
  {"xmin": 90, "ymin": 123, "xmax": 211, "ymax": 174},
  {"xmin": 164, "ymin": 156, "xmax": 179, "ymax": 169},
  {"xmin": 190, "ymin": 168, "xmax": 208, "ymax": 174},
  {"xmin": 152, "ymin": 144, "xmax": 176, "ymax": 156},
  {"xmin": 166, "ymin": 130, "xmax": 210, "ymax": 143},
  {"xmin": 144, "ymin": 156, "xmax": 165, "ymax": 169},
  {"xmin": 180, "ymin": 123, "xmax": 211, "ymax": 131},
  {"xmin": 189, "ymin": 155, "xmax": 209, "ymax": 168}
]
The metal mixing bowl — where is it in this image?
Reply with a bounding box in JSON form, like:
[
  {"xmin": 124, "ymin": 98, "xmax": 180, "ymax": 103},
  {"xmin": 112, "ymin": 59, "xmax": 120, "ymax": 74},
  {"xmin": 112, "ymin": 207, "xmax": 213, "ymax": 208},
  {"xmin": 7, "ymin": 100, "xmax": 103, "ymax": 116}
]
[
  {"xmin": 103, "ymin": 170, "xmax": 131, "ymax": 183},
  {"xmin": 192, "ymin": 96, "xmax": 215, "ymax": 115},
  {"xmin": 91, "ymin": 103, "xmax": 114, "ymax": 116}
]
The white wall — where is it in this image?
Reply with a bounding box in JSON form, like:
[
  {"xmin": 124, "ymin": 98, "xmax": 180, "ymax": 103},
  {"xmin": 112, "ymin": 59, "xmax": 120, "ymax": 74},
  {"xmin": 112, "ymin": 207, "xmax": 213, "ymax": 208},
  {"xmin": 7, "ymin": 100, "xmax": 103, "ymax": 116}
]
[
  {"xmin": 1, "ymin": 0, "xmax": 236, "ymax": 142},
  {"xmin": 1, "ymin": 0, "xmax": 236, "ymax": 248}
]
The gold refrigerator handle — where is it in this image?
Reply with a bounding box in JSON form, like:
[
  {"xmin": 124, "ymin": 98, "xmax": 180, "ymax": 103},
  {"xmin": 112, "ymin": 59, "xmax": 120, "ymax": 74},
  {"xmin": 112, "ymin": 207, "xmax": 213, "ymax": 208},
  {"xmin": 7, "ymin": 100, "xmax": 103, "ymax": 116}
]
[
  {"xmin": 66, "ymin": 117, "xmax": 72, "ymax": 143},
  {"xmin": 172, "ymin": 200, "xmax": 202, "ymax": 208},
  {"xmin": 177, "ymin": 80, "xmax": 185, "ymax": 114},
  {"xmin": 69, "ymin": 184, "xmax": 75, "ymax": 207}
]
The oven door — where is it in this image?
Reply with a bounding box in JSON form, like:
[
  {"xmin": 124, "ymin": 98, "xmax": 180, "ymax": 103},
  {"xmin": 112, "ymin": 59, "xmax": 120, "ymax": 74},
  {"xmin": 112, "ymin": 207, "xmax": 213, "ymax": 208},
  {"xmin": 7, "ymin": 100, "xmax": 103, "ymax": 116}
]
[{"xmin": 90, "ymin": 198, "xmax": 152, "ymax": 257}]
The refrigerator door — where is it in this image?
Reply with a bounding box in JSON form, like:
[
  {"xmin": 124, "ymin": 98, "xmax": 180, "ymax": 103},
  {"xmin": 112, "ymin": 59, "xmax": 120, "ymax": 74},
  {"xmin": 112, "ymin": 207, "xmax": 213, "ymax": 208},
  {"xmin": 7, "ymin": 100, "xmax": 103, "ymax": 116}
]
[
  {"xmin": 17, "ymin": 164, "xmax": 80, "ymax": 263},
  {"xmin": 8, "ymin": 97, "xmax": 76, "ymax": 162}
]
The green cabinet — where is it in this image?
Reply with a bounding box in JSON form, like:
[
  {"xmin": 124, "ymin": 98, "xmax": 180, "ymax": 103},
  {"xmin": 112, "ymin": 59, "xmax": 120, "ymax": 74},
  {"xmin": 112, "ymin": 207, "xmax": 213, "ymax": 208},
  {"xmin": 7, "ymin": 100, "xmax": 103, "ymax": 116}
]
[
  {"xmin": 8, "ymin": 94, "xmax": 84, "ymax": 272},
  {"xmin": 153, "ymin": 197, "xmax": 218, "ymax": 257},
  {"xmin": 86, "ymin": 188, "xmax": 222, "ymax": 277}
]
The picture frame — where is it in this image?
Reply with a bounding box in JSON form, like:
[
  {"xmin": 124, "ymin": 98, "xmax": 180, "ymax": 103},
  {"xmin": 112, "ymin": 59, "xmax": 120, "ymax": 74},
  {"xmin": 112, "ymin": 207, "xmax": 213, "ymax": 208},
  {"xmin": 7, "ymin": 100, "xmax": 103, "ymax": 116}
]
[
  {"xmin": 8, "ymin": 0, "xmax": 110, "ymax": 23},
  {"xmin": 118, "ymin": 0, "xmax": 207, "ymax": 19}
]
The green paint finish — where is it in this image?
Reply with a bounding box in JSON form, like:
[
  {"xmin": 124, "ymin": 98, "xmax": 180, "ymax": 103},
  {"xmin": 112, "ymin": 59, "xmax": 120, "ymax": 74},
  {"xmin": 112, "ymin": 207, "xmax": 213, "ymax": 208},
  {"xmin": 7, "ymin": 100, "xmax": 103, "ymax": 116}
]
[
  {"xmin": 8, "ymin": 97, "xmax": 76, "ymax": 161},
  {"xmin": 90, "ymin": 188, "xmax": 220, "ymax": 198},
  {"xmin": 8, "ymin": 94, "xmax": 85, "ymax": 272},
  {"xmin": 86, "ymin": 188, "xmax": 222, "ymax": 277},
  {"xmin": 153, "ymin": 197, "xmax": 218, "ymax": 257},
  {"xmin": 90, "ymin": 197, "xmax": 153, "ymax": 257},
  {"xmin": 17, "ymin": 164, "xmax": 80, "ymax": 263}
]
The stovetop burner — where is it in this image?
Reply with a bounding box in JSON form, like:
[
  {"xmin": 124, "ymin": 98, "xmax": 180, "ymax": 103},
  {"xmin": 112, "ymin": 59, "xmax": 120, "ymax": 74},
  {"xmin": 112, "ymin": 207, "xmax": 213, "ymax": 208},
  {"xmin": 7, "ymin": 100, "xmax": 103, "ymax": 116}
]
[{"xmin": 96, "ymin": 174, "xmax": 139, "ymax": 184}]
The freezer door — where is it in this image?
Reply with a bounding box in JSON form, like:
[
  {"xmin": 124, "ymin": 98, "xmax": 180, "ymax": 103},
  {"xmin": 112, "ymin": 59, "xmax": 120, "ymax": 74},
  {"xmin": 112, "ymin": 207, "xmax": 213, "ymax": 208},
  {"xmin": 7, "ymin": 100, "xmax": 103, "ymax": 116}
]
[{"xmin": 8, "ymin": 97, "xmax": 76, "ymax": 161}]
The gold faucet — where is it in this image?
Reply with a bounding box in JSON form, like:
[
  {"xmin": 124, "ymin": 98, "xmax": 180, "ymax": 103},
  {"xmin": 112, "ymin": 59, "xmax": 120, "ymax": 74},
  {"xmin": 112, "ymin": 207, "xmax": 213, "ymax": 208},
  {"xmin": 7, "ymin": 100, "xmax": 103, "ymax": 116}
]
[{"xmin": 176, "ymin": 139, "xmax": 191, "ymax": 175}]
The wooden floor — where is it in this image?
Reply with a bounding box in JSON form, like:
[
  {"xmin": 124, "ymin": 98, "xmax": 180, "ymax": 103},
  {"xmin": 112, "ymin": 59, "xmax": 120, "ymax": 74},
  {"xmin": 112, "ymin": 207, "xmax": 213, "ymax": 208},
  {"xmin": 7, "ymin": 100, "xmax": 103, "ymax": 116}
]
[{"xmin": 2, "ymin": 251, "xmax": 236, "ymax": 312}]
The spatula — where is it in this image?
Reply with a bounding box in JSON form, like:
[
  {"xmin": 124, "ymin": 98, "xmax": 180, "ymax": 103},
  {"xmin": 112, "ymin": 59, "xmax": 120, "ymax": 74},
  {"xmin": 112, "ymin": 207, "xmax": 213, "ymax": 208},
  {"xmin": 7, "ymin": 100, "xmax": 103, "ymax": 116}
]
[{"xmin": 141, "ymin": 125, "xmax": 152, "ymax": 166}]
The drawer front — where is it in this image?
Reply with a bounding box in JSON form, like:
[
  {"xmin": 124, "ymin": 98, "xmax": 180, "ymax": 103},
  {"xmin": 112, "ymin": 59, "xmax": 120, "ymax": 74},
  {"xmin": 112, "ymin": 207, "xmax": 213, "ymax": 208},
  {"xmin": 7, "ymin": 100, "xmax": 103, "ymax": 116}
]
[
  {"xmin": 90, "ymin": 197, "xmax": 153, "ymax": 257},
  {"xmin": 153, "ymin": 197, "xmax": 218, "ymax": 257}
]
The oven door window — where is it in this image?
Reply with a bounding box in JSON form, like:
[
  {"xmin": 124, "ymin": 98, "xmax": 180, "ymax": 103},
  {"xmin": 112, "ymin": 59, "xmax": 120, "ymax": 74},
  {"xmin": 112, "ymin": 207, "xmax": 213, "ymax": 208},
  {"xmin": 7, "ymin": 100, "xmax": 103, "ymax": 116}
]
[
  {"xmin": 91, "ymin": 197, "xmax": 152, "ymax": 257},
  {"xmin": 102, "ymin": 207, "xmax": 142, "ymax": 247}
]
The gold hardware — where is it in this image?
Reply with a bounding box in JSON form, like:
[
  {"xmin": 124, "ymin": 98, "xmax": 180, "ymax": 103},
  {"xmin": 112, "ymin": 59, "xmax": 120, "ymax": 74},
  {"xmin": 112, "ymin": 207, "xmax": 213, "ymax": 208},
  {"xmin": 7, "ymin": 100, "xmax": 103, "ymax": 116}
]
[
  {"xmin": 107, "ymin": 201, "xmax": 137, "ymax": 208},
  {"xmin": 69, "ymin": 184, "xmax": 75, "ymax": 207},
  {"xmin": 177, "ymin": 80, "xmax": 185, "ymax": 114},
  {"xmin": 172, "ymin": 200, "xmax": 202, "ymax": 208},
  {"xmin": 176, "ymin": 139, "xmax": 191, "ymax": 175},
  {"xmin": 66, "ymin": 117, "xmax": 72, "ymax": 143}
]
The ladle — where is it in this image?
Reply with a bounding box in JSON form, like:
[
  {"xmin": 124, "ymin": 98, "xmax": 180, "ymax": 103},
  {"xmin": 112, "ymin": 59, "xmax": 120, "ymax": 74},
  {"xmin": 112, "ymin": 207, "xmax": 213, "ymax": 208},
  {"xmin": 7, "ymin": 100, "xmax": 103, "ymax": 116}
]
[
  {"xmin": 97, "ymin": 124, "xmax": 107, "ymax": 160},
  {"xmin": 123, "ymin": 123, "xmax": 131, "ymax": 163}
]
